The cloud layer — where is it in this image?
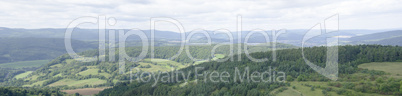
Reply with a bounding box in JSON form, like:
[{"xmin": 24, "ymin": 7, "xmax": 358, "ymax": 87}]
[{"xmin": 1, "ymin": 0, "xmax": 401, "ymax": 31}]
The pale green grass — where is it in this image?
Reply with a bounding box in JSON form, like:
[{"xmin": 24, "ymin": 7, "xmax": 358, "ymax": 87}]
[
  {"xmin": 139, "ymin": 58, "xmax": 185, "ymax": 72},
  {"xmin": 78, "ymin": 68, "xmax": 111, "ymax": 77},
  {"xmin": 194, "ymin": 60, "xmax": 208, "ymax": 65},
  {"xmin": 78, "ymin": 69, "xmax": 98, "ymax": 76},
  {"xmin": 14, "ymin": 71, "xmax": 33, "ymax": 79},
  {"xmin": 212, "ymin": 54, "xmax": 225, "ymax": 60},
  {"xmin": 194, "ymin": 54, "xmax": 225, "ymax": 64},
  {"xmin": 214, "ymin": 54, "xmax": 225, "ymax": 58},
  {"xmin": 291, "ymin": 82, "xmax": 388, "ymax": 96},
  {"xmin": 290, "ymin": 82, "xmax": 335, "ymax": 96},
  {"xmin": 65, "ymin": 59, "xmax": 74, "ymax": 64},
  {"xmin": 112, "ymin": 79, "xmax": 119, "ymax": 84},
  {"xmin": 48, "ymin": 78, "xmax": 106, "ymax": 87},
  {"xmin": 54, "ymin": 73, "xmax": 62, "ymax": 77},
  {"xmin": 0, "ymin": 60, "xmax": 49, "ymax": 69},
  {"xmin": 50, "ymin": 64, "xmax": 63, "ymax": 68},
  {"xmin": 276, "ymin": 88, "xmax": 302, "ymax": 96},
  {"xmin": 358, "ymin": 62, "xmax": 402, "ymax": 78},
  {"xmin": 25, "ymin": 75, "xmax": 39, "ymax": 81},
  {"xmin": 23, "ymin": 80, "xmax": 46, "ymax": 87},
  {"xmin": 143, "ymin": 58, "xmax": 182, "ymax": 66},
  {"xmin": 137, "ymin": 62, "xmax": 169, "ymax": 72}
]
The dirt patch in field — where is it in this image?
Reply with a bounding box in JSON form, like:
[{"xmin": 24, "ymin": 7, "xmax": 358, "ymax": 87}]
[{"xmin": 62, "ymin": 88, "xmax": 108, "ymax": 95}]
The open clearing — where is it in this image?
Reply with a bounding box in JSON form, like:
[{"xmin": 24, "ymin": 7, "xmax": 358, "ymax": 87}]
[
  {"xmin": 358, "ymin": 62, "xmax": 402, "ymax": 78},
  {"xmin": 14, "ymin": 71, "xmax": 33, "ymax": 79},
  {"xmin": 139, "ymin": 58, "xmax": 185, "ymax": 72},
  {"xmin": 23, "ymin": 80, "xmax": 46, "ymax": 87},
  {"xmin": 212, "ymin": 54, "xmax": 225, "ymax": 60},
  {"xmin": 62, "ymin": 88, "xmax": 107, "ymax": 95},
  {"xmin": 279, "ymin": 82, "xmax": 388, "ymax": 96},
  {"xmin": 275, "ymin": 88, "xmax": 302, "ymax": 96},
  {"xmin": 48, "ymin": 78, "xmax": 106, "ymax": 87},
  {"xmin": 273, "ymin": 82, "xmax": 387, "ymax": 96},
  {"xmin": 0, "ymin": 60, "xmax": 49, "ymax": 69},
  {"xmin": 78, "ymin": 68, "xmax": 111, "ymax": 78}
]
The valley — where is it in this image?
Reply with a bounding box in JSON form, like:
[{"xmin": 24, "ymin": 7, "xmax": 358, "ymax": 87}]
[
  {"xmin": 1, "ymin": 1, "xmax": 401, "ymax": 95},
  {"xmin": 0, "ymin": 28, "xmax": 401, "ymax": 96}
]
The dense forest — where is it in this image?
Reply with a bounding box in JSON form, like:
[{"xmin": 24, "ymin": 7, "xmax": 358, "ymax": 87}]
[
  {"xmin": 0, "ymin": 87, "xmax": 65, "ymax": 96},
  {"xmin": 97, "ymin": 45, "xmax": 402, "ymax": 96}
]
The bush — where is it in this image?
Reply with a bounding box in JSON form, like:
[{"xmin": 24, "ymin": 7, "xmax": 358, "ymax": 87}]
[
  {"xmin": 322, "ymin": 90, "xmax": 327, "ymax": 95},
  {"xmin": 336, "ymin": 89, "xmax": 347, "ymax": 95},
  {"xmin": 286, "ymin": 75, "xmax": 294, "ymax": 81}
]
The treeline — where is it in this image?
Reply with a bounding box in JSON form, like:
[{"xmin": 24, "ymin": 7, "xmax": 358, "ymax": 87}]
[
  {"xmin": 81, "ymin": 43, "xmax": 297, "ymax": 64},
  {"xmin": 97, "ymin": 45, "xmax": 402, "ymax": 96},
  {"xmin": 0, "ymin": 87, "xmax": 65, "ymax": 96},
  {"xmin": 0, "ymin": 68, "xmax": 37, "ymax": 82},
  {"xmin": 0, "ymin": 43, "xmax": 294, "ymax": 89}
]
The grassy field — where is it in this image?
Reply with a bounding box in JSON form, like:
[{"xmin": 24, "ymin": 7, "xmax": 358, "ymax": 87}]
[
  {"xmin": 50, "ymin": 63, "xmax": 63, "ymax": 68},
  {"xmin": 48, "ymin": 78, "xmax": 106, "ymax": 87},
  {"xmin": 275, "ymin": 88, "xmax": 302, "ymax": 96},
  {"xmin": 23, "ymin": 80, "xmax": 46, "ymax": 87},
  {"xmin": 143, "ymin": 58, "xmax": 183, "ymax": 66},
  {"xmin": 78, "ymin": 68, "xmax": 111, "ymax": 77},
  {"xmin": 285, "ymin": 82, "xmax": 328, "ymax": 96},
  {"xmin": 13, "ymin": 71, "xmax": 33, "ymax": 79},
  {"xmin": 358, "ymin": 62, "xmax": 402, "ymax": 78},
  {"xmin": 24, "ymin": 75, "xmax": 39, "ymax": 81},
  {"xmin": 139, "ymin": 58, "xmax": 185, "ymax": 72},
  {"xmin": 212, "ymin": 54, "xmax": 225, "ymax": 60},
  {"xmin": 275, "ymin": 82, "xmax": 388, "ymax": 96},
  {"xmin": 62, "ymin": 88, "xmax": 108, "ymax": 96},
  {"xmin": 0, "ymin": 60, "xmax": 49, "ymax": 69},
  {"xmin": 53, "ymin": 73, "xmax": 62, "ymax": 77},
  {"xmin": 194, "ymin": 60, "xmax": 208, "ymax": 65},
  {"xmin": 194, "ymin": 54, "xmax": 226, "ymax": 64}
]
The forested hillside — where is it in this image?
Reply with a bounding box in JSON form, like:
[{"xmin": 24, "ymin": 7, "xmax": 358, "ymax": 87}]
[
  {"xmin": 0, "ymin": 43, "xmax": 296, "ymax": 89},
  {"xmin": 0, "ymin": 37, "xmax": 96, "ymax": 64},
  {"xmin": 98, "ymin": 45, "xmax": 402, "ymax": 96},
  {"xmin": 0, "ymin": 87, "xmax": 65, "ymax": 96},
  {"xmin": 0, "ymin": 38, "xmax": 97, "ymax": 83}
]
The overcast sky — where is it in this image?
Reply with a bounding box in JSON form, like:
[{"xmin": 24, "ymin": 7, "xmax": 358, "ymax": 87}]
[{"xmin": 0, "ymin": 0, "xmax": 401, "ymax": 31}]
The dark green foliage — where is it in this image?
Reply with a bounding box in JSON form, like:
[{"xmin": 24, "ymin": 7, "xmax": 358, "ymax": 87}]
[
  {"xmin": 0, "ymin": 87, "xmax": 65, "ymax": 96},
  {"xmin": 0, "ymin": 43, "xmax": 293, "ymax": 88},
  {"xmin": 98, "ymin": 45, "xmax": 402, "ymax": 96},
  {"xmin": 400, "ymin": 81, "xmax": 402, "ymax": 94}
]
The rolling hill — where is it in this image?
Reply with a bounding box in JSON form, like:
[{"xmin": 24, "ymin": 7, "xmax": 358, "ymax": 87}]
[
  {"xmin": 1, "ymin": 43, "xmax": 297, "ymax": 89},
  {"xmin": 347, "ymin": 30, "xmax": 402, "ymax": 42},
  {"xmin": 97, "ymin": 45, "xmax": 402, "ymax": 96},
  {"xmin": 0, "ymin": 37, "xmax": 96, "ymax": 64}
]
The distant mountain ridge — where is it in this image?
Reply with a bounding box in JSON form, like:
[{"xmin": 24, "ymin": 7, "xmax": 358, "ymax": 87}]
[
  {"xmin": 345, "ymin": 30, "xmax": 402, "ymax": 46},
  {"xmin": 0, "ymin": 37, "xmax": 97, "ymax": 64},
  {"xmin": 0, "ymin": 27, "xmax": 390, "ymax": 45},
  {"xmin": 347, "ymin": 30, "xmax": 402, "ymax": 42}
]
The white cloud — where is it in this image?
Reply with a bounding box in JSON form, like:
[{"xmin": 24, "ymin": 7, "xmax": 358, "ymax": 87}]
[{"xmin": 0, "ymin": 0, "xmax": 401, "ymax": 31}]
